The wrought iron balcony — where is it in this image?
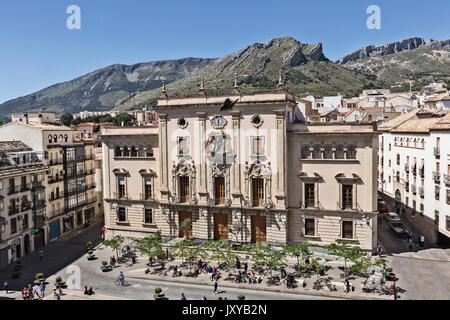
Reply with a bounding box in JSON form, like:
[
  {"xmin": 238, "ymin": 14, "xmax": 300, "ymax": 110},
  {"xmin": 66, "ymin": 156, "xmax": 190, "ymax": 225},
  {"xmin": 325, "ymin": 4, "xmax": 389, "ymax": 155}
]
[
  {"xmin": 433, "ymin": 172, "xmax": 441, "ymax": 184},
  {"xmin": 411, "ymin": 184, "xmax": 417, "ymax": 195},
  {"xmin": 8, "ymin": 205, "xmax": 20, "ymax": 215},
  {"xmin": 404, "ymin": 163, "xmax": 409, "ymax": 173},
  {"xmin": 32, "ymin": 199, "xmax": 46, "ymax": 210},
  {"xmin": 113, "ymin": 192, "xmax": 130, "ymax": 200},
  {"xmin": 444, "ymin": 174, "xmax": 450, "ymax": 187},
  {"xmin": 419, "ymin": 187, "xmax": 424, "ymax": 198},
  {"xmin": 434, "ymin": 147, "xmax": 440, "ymax": 157}
]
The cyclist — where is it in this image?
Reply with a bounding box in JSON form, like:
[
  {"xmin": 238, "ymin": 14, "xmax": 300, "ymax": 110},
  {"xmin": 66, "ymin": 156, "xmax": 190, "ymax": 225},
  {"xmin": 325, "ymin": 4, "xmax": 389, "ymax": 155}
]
[{"xmin": 119, "ymin": 271, "xmax": 125, "ymax": 286}]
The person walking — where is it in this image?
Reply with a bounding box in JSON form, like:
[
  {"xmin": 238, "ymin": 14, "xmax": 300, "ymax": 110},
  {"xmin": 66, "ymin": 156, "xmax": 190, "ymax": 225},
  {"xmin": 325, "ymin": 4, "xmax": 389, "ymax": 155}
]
[
  {"xmin": 39, "ymin": 283, "xmax": 46, "ymax": 297},
  {"xmin": 377, "ymin": 245, "xmax": 383, "ymax": 258},
  {"xmin": 119, "ymin": 271, "xmax": 125, "ymax": 286},
  {"xmin": 408, "ymin": 238, "xmax": 414, "ymax": 251},
  {"xmin": 213, "ymin": 279, "xmax": 218, "ymax": 294},
  {"xmin": 39, "ymin": 249, "xmax": 44, "ymax": 262},
  {"xmin": 211, "ymin": 267, "xmax": 216, "ymax": 281},
  {"xmin": 419, "ymin": 235, "xmax": 425, "ymax": 248},
  {"xmin": 3, "ymin": 280, "xmax": 8, "ymax": 294},
  {"xmin": 181, "ymin": 292, "xmax": 186, "ymax": 300}
]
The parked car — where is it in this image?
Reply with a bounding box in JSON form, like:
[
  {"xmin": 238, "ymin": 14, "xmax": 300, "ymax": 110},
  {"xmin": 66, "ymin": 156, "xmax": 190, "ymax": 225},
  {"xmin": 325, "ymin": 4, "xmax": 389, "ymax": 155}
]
[
  {"xmin": 388, "ymin": 221, "xmax": 410, "ymax": 237},
  {"xmin": 383, "ymin": 212, "xmax": 401, "ymax": 223},
  {"xmin": 378, "ymin": 201, "xmax": 389, "ymax": 213}
]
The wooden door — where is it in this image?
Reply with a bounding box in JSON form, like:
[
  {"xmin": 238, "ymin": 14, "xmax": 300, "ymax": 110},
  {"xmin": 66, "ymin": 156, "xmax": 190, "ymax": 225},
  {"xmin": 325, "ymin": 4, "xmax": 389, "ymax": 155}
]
[
  {"xmin": 252, "ymin": 178, "xmax": 264, "ymax": 207},
  {"xmin": 178, "ymin": 211, "xmax": 192, "ymax": 238},
  {"xmin": 214, "ymin": 213, "xmax": 228, "ymax": 240},
  {"xmin": 251, "ymin": 215, "xmax": 266, "ymax": 243}
]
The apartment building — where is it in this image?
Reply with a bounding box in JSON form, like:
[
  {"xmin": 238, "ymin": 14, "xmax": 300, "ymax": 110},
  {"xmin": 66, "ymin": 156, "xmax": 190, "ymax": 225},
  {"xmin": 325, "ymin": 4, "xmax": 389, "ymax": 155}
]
[
  {"xmin": 378, "ymin": 109, "xmax": 450, "ymax": 244},
  {"xmin": 0, "ymin": 120, "xmax": 102, "ymax": 245},
  {"xmin": 0, "ymin": 141, "xmax": 48, "ymax": 267},
  {"xmin": 101, "ymin": 87, "xmax": 379, "ymax": 251}
]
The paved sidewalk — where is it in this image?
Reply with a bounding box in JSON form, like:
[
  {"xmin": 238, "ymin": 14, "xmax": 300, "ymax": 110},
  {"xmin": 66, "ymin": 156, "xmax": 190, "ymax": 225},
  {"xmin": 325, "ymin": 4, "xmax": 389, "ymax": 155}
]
[{"xmin": 0, "ymin": 222, "xmax": 102, "ymax": 291}]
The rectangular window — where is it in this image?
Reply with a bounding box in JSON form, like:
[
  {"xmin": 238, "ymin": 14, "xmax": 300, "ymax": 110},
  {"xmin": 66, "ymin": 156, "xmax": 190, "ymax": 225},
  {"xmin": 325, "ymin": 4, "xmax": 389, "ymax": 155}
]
[
  {"xmin": 77, "ymin": 193, "xmax": 86, "ymax": 205},
  {"xmin": 22, "ymin": 214, "xmax": 29, "ymax": 229},
  {"xmin": 252, "ymin": 178, "xmax": 264, "ymax": 207},
  {"xmin": 251, "ymin": 136, "xmax": 265, "ymax": 156},
  {"xmin": 179, "ymin": 176, "xmax": 190, "ymax": 203},
  {"xmin": 66, "ymin": 148, "xmax": 76, "ymax": 161},
  {"xmin": 304, "ymin": 183, "xmax": 315, "ymax": 208},
  {"xmin": 304, "ymin": 218, "xmax": 315, "ymax": 236},
  {"xmin": 118, "ymin": 177, "xmax": 126, "ymax": 198},
  {"xmin": 77, "ymin": 178, "xmax": 86, "ymax": 192},
  {"xmin": 435, "ymin": 186, "xmax": 440, "ymax": 200},
  {"xmin": 177, "ymin": 137, "xmax": 189, "ymax": 156},
  {"xmin": 435, "ymin": 211, "xmax": 439, "ymax": 225},
  {"xmin": 117, "ymin": 207, "xmax": 126, "ymax": 222},
  {"xmin": 342, "ymin": 221, "xmax": 353, "ymax": 239},
  {"xmin": 342, "ymin": 184, "xmax": 353, "ymax": 209},
  {"xmin": 11, "ymin": 218, "xmax": 17, "ymax": 234},
  {"xmin": 68, "ymin": 195, "xmax": 77, "ymax": 209},
  {"xmin": 144, "ymin": 178, "xmax": 152, "ymax": 200},
  {"xmin": 144, "ymin": 209, "xmax": 153, "ymax": 224},
  {"xmin": 214, "ymin": 176, "xmax": 225, "ymax": 205},
  {"xmin": 76, "ymin": 162, "xmax": 85, "ymax": 174},
  {"xmin": 68, "ymin": 179, "xmax": 77, "ymax": 193},
  {"xmin": 396, "ymin": 154, "xmax": 400, "ymax": 165}
]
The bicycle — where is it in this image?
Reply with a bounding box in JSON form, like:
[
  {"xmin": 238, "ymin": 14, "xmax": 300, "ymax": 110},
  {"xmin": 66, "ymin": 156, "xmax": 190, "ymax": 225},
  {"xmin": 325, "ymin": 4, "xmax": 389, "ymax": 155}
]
[{"xmin": 114, "ymin": 277, "xmax": 129, "ymax": 286}]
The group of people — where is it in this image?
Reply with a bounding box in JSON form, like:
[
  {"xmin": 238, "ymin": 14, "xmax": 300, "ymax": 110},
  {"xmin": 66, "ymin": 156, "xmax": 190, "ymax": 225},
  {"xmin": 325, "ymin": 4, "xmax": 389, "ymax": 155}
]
[{"xmin": 83, "ymin": 286, "xmax": 95, "ymax": 295}]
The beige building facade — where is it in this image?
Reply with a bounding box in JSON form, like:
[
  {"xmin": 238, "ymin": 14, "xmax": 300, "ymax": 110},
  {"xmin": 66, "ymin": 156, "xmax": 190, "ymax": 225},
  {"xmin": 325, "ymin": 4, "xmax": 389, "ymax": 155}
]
[{"xmin": 101, "ymin": 89, "xmax": 379, "ymax": 251}]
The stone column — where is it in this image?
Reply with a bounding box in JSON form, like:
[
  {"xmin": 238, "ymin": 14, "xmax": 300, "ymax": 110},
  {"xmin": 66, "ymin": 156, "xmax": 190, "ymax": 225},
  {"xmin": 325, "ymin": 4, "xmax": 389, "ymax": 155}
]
[
  {"xmin": 159, "ymin": 113, "xmax": 170, "ymax": 202},
  {"xmin": 230, "ymin": 111, "xmax": 241, "ymax": 205},
  {"xmin": 274, "ymin": 110, "xmax": 286, "ymax": 209},
  {"xmin": 196, "ymin": 112, "xmax": 208, "ymax": 204}
]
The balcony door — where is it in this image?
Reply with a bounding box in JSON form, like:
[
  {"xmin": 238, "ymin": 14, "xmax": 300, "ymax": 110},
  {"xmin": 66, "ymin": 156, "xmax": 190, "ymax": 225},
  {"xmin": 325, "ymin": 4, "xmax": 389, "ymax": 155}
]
[
  {"xmin": 342, "ymin": 184, "xmax": 353, "ymax": 209},
  {"xmin": 214, "ymin": 177, "xmax": 225, "ymax": 205},
  {"xmin": 252, "ymin": 178, "xmax": 264, "ymax": 207},
  {"xmin": 179, "ymin": 176, "xmax": 190, "ymax": 203}
]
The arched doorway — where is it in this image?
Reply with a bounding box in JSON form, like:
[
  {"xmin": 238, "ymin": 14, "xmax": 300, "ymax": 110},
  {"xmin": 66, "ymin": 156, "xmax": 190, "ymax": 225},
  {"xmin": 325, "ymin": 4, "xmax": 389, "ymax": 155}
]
[{"xmin": 24, "ymin": 234, "xmax": 30, "ymax": 254}]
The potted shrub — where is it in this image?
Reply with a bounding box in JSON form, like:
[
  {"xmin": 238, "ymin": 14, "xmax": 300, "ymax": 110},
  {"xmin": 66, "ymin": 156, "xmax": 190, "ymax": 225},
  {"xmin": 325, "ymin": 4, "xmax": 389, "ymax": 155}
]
[
  {"xmin": 87, "ymin": 241, "xmax": 94, "ymax": 251},
  {"xmin": 154, "ymin": 287, "xmax": 167, "ymax": 300},
  {"xmin": 101, "ymin": 260, "xmax": 111, "ymax": 272},
  {"xmin": 34, "ymin": 273, "xmax": 45, "ymax": 285},
  {"xmin": 54, "ymin": 276, "xmax": 66, "ymax": 288},
  {"xmin": 237, "ymin": 295, "xmax": 246, "ymax": 300},
  {"xmin": 87, "ymin": 250, "xmax": 96, "ymax": 260}
]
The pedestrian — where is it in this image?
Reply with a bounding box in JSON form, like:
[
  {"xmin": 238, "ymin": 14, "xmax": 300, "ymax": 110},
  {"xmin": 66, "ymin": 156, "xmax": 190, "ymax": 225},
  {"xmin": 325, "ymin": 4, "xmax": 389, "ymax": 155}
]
[
  {"xmin": 218, "ymin": 296, "xmax": 222, "ymax": 300},
  {"xmin": 202, "ymin": 295, "xmax": 207, "ymax": 300},
  {"xmin": 39, "ymin": 249, "xmax": 44, "ymax": 262},
  {"xmin": 22, "ymin": 287, "xmax": 28, "ymax": 300},
  {"xmin": 243, "ymin": 262, "xmax": 248, "ymax": 273},
  {"xmin": 53, "ymin": 289, "xmax": 58, "ymax": 300},
  {"xmin": 224, "ymin": 297, "xmax": 228, "ymax": 301},
  {"xmin": 213, "ymin": 279, "xmax": 218, "ymax": 294},
  {"xmin": 236, "ymin": 257, "xmax": 241, "ymax": 269},
  {"xmin": 3, "ymin": 280, "xmax": 8, "ymax": 294},
  {"xmin": 344, "ymin": 279, "xmax": 350, "ymax": 293},
  {"xmin": 119, "ymin": 271, "xmax": 125, "ymax": 286},
  {"xmin": 419, "ymin": 235, "xmax": 425, "ymax": 248},
  {"xmin": 211, "ymin": 267, "xmax": 216, "ymax": 281},
  {"xmin": 40, "ymin": 283, "xmax": 46, "ymax": 297},
  {"xmin": 181, "ymin": 292, "xmax": 186, "ymax": 300},
  {"xmin": 408, "ymin": 238, "xmax": 414, "ymax": 251},
  {"xmin": 377, "ymin": 245, "xmax": 382, "ymax": 258},
  {"xmin": 194, "ymin": 267, "xmax": 199, "ymax": 278},
  {"xmin": 88, "ymin": 287, "xmax": 95, "ymax": 295}
]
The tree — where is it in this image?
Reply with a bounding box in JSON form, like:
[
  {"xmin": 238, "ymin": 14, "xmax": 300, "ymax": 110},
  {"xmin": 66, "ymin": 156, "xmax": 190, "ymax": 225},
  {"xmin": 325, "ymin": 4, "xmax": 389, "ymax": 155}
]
[
  {"xmin": 204, "ymin": 239, "xmax": 228, "ymax": 267},
  {"xmin": 227, "ymin": 221, "xmax": 244, "ymax": 243},
  {"xmin": 169, "ymin": 240, "xmax": 191, "ymax": 265},
  {"xmin": 179, "ymin": 218, "xmax": 192, "ymax": 239},
  {"xmin": 325, "ymin": 240, "xmax": 367, "ymax": 278},
  {"xmin": 60, "ymin": 113, "xmax": 74, "ymax": 126},
  {"xmin": 284, "ymin": 242, "xmax": 312, "ymax": 271},
  {"xmin": 245, "ymin": 243, "xmax": 287, "ymax": 277},
  {"xmin": 103, "ymin": 235, "xmax": 125, "ymax": 260},
  {"xmin": 134, "ymin": 231, "xmax": 163, "ymax": 265},
  {"xmin": 310, "ymin": 258, "xmax": 326, "ymax": 281},
  {"xmin": 113, "ymin": 113, "xmax": 135, "ymax": 127}
]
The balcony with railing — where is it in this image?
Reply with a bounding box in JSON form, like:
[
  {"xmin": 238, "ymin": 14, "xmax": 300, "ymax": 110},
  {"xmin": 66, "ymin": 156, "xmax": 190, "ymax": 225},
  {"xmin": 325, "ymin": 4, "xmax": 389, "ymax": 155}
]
[
  {"xmin": 404, "ymin": 163, "xmax": 409, "ymax": 173},
  {"xmin": 405, "ymin": 182, "xmax": 409, "ymax": 192},
  {"xmin": 8, "ymin": 205, "xmax": 20, "ymax": 215},
  {"xmin": 412, "ymin": 166, "xmax": 417, "ymax": 176},
  {"xmin": 48, "ymin": 175, "xmax": 64, "ymax": 184},
  {"xmin": 434, "ymin": 147, "xmax": 440, "ymax": 157},
  {"xmin": 419, "ymin": 187, "xmax": 424, "ymax": 198},
  {"xmin": 113, "ymin": 192, "xmax": 130, "ymax": 200},
  {"xmin": 32, "ymin": 199, "xmax": 46, "ymax": 210},
  {"xmin": 140, "ymin": 192, "xmax": 155, "ymax": 201},
  {"xmin": 444, "ymin": 174, "xmax": 450, "ymax": 187},
  {"xmin": 433, "ymin": 172, "xmax": 441, "ymax": 184},
  {"xmin": 411, "ymin": 184, "xmax": 417, "ymax": 195},
  {"xmin": 48, "ymin": 159, "xmax": 64, "ymax": 166},
  {"xmin": 20, "ymin": 183, "xmax": 31, "ymax": 192},
  {"xmin": 21, "ymin": 201, "xmax": 32, "ymax": 212},
  {"xmin": 419, "ymin": 168, "xmax": 425, "ymax": 178},
  {"xmin": 48, "ymin": 192, "xmax": 64, "ymax": 201}
]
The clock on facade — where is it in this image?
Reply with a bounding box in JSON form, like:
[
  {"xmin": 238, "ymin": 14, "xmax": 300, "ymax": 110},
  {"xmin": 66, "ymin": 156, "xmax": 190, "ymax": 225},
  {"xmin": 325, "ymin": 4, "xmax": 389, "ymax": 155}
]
[{"xmin": 213, "ymin": 116, "xmax": 223, "ymax": 126}]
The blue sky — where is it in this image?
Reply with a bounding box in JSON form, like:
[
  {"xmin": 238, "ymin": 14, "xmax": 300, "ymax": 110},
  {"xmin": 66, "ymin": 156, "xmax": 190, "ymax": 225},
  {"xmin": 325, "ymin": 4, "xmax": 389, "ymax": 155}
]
[{"xmin": 0, "ymin": 0, "xmax": 449, "ymax": 104}]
